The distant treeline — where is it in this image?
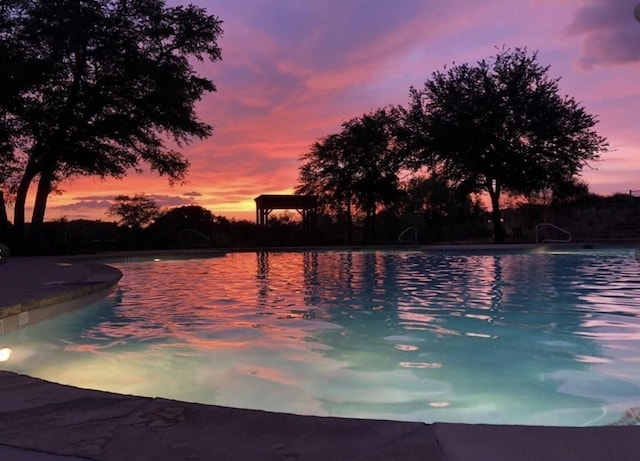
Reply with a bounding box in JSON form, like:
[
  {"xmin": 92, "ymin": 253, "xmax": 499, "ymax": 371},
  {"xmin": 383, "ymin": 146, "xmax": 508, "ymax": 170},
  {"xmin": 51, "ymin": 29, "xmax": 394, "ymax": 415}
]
[{"xmin": 2, "ymin": 192, "xmax": 639, "ymax": 255}]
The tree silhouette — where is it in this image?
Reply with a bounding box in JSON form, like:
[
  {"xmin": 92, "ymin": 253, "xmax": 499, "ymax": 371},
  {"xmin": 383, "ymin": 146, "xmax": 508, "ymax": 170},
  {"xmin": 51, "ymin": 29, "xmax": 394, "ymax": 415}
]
[
  {"xmin": 404, "ymin": 175, "xmax": 481, "ymax": 243},
  {"xmin": 297, "ymin": 108, "xmax": 404, "ymax": 243},
  {"xmin": 154, "ymin": 205, "xmax": 217, "ymax": 232},
  {"xmin": 107, "ymin": 194, "xmax": 159, "ymax": 230},
  {"xmin": 404, "ymin": 47, "xmax": 608, "ymax": 242},
  {"xmin": 297, "ymin": 133, "xmax": 357, "ymax": 243},
  {"xmin": 0, "ymin": 0, "xmax": 222, "ymax": 252},
  {"xmin": 151, "ymin": 204, "xmax": 214, "ymax": 247}
]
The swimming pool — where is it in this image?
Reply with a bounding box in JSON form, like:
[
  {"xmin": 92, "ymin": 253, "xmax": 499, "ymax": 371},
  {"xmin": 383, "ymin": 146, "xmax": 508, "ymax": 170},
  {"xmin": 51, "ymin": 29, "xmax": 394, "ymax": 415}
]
[{"xmin": 2, "ymin": 248, "xmax": 640, "ymax": 426}]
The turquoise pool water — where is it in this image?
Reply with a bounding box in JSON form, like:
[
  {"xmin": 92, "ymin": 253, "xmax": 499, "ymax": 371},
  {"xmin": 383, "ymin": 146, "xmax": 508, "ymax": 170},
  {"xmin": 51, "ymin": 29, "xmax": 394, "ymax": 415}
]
[{"xmin": 2, "ymin": 249, "xmax": 640, "ymax": 426}]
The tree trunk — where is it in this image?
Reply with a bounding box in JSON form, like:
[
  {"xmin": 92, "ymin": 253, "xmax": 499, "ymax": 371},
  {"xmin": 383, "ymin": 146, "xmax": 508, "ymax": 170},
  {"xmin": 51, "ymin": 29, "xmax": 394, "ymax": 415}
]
[
  {"xmin": 364, "ymin": 209, "xmax": 376, "ymax": 244},
  {"xmin": 0, "ymin": 190, "xmax": 8, "ymax": 242},
  {"xmin": 28, "ymin": 168, "xmax": 54, "ymax": 254},
  {"xmin": 12, "ymin": 159, "xmax": 39, "ymax": 251},
  {"xmin": 488, "ymin": 188, "xmax": 504, "ymax": 243},
  {"xmin": 346, "ymin": 196, "xmax": 353, "ymax": 245},
  {"xmin": 363, "ymin": 214, "xmax": 369, "ymax": 244}
]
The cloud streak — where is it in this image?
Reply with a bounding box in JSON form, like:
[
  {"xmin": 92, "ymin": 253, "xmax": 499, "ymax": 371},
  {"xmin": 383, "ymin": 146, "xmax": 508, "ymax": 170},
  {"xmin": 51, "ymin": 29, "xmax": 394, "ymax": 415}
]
[{"xmin": 47, "ymin": 194, "xmax": 198, "ymax": 218}]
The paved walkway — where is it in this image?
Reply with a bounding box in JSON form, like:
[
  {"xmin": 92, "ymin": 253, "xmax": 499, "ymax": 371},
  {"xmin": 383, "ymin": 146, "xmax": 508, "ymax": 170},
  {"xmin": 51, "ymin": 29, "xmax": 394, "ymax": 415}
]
[{"xmin": 0, "ymin": 255, "xmax": 639, "ymax": 460}]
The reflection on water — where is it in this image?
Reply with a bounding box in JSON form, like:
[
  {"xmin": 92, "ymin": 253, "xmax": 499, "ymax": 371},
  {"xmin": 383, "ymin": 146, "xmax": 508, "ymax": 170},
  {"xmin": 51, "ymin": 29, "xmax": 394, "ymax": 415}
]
[{"xmin": 2, "ymin": 250, "xmax": 640, "ymax": 426}]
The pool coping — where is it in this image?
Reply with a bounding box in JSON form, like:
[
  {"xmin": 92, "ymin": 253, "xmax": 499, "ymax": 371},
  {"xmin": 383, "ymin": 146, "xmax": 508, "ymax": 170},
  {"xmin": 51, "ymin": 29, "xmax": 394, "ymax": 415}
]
[
  {"xmin": 0, "ymin": 258, "xmax": 123, "ymax": 335},
  {"xmin": 1, "ymin": 248, "xmax": 640, "ymax": 460}
]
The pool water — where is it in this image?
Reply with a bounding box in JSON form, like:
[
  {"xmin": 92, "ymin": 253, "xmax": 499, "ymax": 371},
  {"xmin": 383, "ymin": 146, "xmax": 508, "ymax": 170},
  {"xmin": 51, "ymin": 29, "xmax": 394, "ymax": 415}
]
[{"xmin": 2, "ymin": 249, "xmax": 640, "ymax": 426}]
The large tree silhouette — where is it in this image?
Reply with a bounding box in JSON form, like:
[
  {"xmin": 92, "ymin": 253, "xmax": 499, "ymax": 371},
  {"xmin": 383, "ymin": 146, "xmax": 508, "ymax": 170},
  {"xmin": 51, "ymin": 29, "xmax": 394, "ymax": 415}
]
[
  {"xmin": 404, "ymin": 48, "xmax": 608, "ymax": 242},
  {"xmin": 0, "ymin": 0, "xmax": 222, "ymax": 252}
]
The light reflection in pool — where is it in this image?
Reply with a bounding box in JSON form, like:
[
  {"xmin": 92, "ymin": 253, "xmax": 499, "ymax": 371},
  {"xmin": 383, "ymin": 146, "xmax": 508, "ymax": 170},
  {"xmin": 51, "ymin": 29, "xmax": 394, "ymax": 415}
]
[{"xmin": 2, "ymin": 249, "xmax": 640, "ymax": 426}]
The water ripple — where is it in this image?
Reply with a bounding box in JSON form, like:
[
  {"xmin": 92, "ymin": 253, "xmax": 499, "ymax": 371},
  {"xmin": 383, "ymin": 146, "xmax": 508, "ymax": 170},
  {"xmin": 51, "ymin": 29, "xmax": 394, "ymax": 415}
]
[{"xmin": 2, "ymin": 249, "xmax": 640, "ymax": 426}]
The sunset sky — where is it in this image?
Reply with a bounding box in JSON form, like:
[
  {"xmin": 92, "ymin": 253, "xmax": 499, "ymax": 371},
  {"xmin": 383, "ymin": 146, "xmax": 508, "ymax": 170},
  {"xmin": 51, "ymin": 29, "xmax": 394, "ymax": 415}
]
[{"xmin": 24, "ymin": 0, "xmax": 640, "ymax": 223}]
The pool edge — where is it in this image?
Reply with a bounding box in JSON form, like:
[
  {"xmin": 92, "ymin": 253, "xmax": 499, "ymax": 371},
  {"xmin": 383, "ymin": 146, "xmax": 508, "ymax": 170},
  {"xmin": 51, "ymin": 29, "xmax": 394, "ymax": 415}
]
[
  {"xmin": 0, "ymin": 259, "xmax": 122, "ymax": 334},
  {"xmin": 0, "ymin": 370, "xmax": 639, "ymax": 461}
]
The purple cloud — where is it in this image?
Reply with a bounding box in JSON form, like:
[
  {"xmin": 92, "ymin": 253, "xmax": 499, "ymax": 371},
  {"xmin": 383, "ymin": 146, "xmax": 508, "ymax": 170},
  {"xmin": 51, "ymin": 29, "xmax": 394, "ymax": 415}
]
[
  {"xmin": 567, "ymin": 0, "xmax": 640, "ymax": 68},
  {"xmin": 45, "ymin": 194, "xmax": 196, "ymax": 221},
  {"xmin": 52, "ymin": 199, "xmax": 113, "ymax": 211}
]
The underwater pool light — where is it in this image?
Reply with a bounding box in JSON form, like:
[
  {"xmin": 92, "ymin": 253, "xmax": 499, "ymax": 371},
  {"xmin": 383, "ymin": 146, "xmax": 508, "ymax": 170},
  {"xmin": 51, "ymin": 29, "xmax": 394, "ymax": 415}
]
[{"xmin": 0, "ymin": 347, "xmax": 11, "ymax": 362}]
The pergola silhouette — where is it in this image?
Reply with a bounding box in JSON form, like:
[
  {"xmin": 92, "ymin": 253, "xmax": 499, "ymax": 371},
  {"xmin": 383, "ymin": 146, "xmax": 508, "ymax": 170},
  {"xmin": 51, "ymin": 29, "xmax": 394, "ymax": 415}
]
[{"xmin": 254, "ymin": 194, "xmax": 317, "ymax": 246}]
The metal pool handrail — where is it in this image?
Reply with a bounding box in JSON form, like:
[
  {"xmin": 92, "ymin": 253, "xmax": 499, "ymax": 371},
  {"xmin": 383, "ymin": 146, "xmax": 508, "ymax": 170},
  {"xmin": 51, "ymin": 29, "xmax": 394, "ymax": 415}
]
[
  {"xmin": 535, "ymin": 223, "xmax": 572, "ymax": 244},
  {"xmin": 398, "ymin": 226, "xmax": 417, "ymax": 245},
  {"xmin": 179, "ymin": 228, "xmax": 211, "ymax": 248}
]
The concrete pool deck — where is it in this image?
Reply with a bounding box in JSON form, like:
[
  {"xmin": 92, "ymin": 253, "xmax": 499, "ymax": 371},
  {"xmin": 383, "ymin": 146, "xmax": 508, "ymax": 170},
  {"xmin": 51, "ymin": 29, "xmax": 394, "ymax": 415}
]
[{"xmin": 1, "ymin": 254, "xmax": 639, "ymax": 460}]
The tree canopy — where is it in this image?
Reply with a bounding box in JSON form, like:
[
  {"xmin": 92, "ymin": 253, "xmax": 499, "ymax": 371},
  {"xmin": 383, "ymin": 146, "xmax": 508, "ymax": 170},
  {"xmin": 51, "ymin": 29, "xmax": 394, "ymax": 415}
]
[
  {"xmin": 151, "ymin": 204, "xmax": 220, "ymax": 238},
  {"xmin": 0, "ymin": 0, "xmax": 222, "ymax": 252},
  {"xmin": 107, "ymin": 194, "xmax": 159, "ymax": 230},
  {"xmin": 297, "ymin": 108, "xmax": 404, "ymax": 243},
  {"xmin": 403, "ymin": 175, "xmax": 483, "ymax": 242},
  {"xmin": 404, "ymin": 47, "xmax": 608, "ymax": 241}
]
